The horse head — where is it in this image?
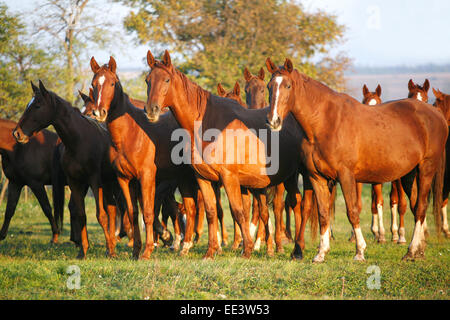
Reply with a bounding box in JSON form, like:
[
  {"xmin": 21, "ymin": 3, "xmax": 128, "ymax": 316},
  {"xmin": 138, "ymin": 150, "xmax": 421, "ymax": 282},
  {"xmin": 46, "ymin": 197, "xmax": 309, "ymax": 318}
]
[
  {"xmin": 433, "ymin": 88, "xmax": 450, "ymax": 125},
  {"xmin": 265, "ymin": 57, "xmax": 296, "ymax": 131},
  {"xmin": 244, "ymin": 67, "xmax": 266, "ymax": 109},
  {"xmin": 217, "ymin": 82, "xmax": 245, "ymax": 107},
  {"xmin": 13, "ymin": 81, "xmax": 55, "ymax": 144},
  {"xmin": 408, "ymin": 79, "xmax": 430, "ymax": 103},
  {"xmin": 89, "ymin": 56, "xmax": 119, "ymax": 122},
  {"xmin": 362, "ymin": 84, "xmax": 382, "ymax": 106}
]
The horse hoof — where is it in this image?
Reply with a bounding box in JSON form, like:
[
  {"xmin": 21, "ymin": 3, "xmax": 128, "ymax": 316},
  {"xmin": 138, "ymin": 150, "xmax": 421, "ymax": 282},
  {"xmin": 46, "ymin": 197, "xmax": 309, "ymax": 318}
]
[
  {"xmin": 312, "ymin": 255, "xmax": 325, "ymax": 263},
  {"xmin": 76, "ymin": 253, "xmax": 86, "ymax": 260},
  {"xmin": 397, "ymin": 239, "xmax": 407, "ymax": 245},
  {"xmin": 222, "ymin": 241, "xmax": 228, "ymax": 247},
  {"xmin": 378, "ymin": 238, "xmax": 386, "ymax": 244},
  {"xmin": 276, "ymin": 246, "xmax": 284, "ymax": 254},
  {"xmin": 291, "ymin": 252, "xmax": 303, "ymax": 261},
  {"xmin": 348, "ymin": 237, "xmax": 356, "ymax": 243},
  {"xmin": 353, "ymin": 254, "xmax": 366, "ymax": 262},
  {"xmin": 444, "ymin": 231, "xmax": 450, "ymax": 239}
]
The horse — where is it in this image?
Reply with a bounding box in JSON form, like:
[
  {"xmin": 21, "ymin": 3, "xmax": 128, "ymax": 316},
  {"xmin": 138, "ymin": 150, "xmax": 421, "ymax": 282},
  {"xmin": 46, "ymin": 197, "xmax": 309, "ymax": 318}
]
[
  {"xmin": 432, "ymin": 88, "xmax": 450, "ymax": 238},
  {"xmin": 265, "ymin": 57, "xmax": 447, "ymax": 262},
  {"xmin": 13, "ymin": 81, "xmax": 141, "ymax": 259},
  {"xmin": 355, "ymin": 84, "xmax": 408, "ymax": 244},
  {"xmin": 0, "ymin": 118, "xmax": 65, "ymax": 243},
  {"xmin": 144, "ymin": 50, "xmax": 306, "ymax": 259},
  {"xmin": 88, "ymin": 56, "xmax": 205, "ymax": 259}
]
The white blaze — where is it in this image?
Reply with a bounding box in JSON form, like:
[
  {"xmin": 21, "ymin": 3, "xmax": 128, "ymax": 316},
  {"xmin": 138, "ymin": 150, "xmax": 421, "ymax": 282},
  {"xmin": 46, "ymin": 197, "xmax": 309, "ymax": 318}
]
[
  {"xmin": 272, "ymin": 77, "xmax": 283, "ymax": 122},
  {"xmin": 368, "ymin": 99, "xmax": 377, "ymax": 106},
  {"xmin": 416, "ymin": 92, "xmax": 423, "ymax": 101},
  {"xmin": 97, "ymin": 75, "xmax": 105, "ymax": 106},
  {"xmin": 26, "ymin": 97, "xmax": 35, "ymax": 109}
]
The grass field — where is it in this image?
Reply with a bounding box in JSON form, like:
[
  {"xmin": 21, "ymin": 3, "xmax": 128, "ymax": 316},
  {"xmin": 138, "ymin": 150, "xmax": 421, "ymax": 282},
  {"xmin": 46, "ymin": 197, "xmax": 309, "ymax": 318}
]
[{"xmin": 0, "ymin": 184, "xmax": 448, "ymax": 300}]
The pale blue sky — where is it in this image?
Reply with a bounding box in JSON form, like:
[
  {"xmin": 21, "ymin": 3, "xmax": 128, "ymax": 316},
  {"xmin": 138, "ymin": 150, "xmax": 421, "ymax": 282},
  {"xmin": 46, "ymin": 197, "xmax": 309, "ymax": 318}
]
[{"xmin": 4, "ymin": 0, "xmax": 450, "ymax": 69}]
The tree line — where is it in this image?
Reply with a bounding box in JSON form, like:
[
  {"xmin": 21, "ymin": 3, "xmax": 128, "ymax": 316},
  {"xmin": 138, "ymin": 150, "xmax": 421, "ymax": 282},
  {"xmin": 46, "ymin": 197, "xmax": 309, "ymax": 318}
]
[{"xmin": 0, "ymin": 0, "xmax": 350, "ymax": 120}]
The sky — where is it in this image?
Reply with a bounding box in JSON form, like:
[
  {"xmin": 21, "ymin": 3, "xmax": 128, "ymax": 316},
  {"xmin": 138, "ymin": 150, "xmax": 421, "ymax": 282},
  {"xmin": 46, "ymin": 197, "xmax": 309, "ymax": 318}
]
[{"xmin": 4, "ymin": 0, "xmax": 450, "ymax": 69}]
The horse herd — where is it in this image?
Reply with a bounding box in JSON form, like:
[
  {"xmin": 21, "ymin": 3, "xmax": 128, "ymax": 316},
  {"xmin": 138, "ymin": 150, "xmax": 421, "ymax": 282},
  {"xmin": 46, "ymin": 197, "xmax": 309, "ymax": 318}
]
[{"xmin": 1, "ymin": 50, "xmax": 449, "ymax": 263}]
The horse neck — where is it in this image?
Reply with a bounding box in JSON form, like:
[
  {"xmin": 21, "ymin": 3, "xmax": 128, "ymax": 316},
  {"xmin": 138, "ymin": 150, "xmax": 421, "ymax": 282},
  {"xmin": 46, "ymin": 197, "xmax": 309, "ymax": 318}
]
[
  {"xmin": 0, "ymin": 121, "xmax": 17, "ymax": 152},
  {"xmin": 290, "ymin": 71, "xmax": 339, "ymax": 141},
  {"xmin": 107, "ymin": 83, "xmax": 138, "ymax": 150},
  {"xmin": 50, "ymin": 96, "xmax": 84, "ymax": 153},
  {"xmin": 170, "ymin": 71, "xmax": 211, "ymax": 134}
]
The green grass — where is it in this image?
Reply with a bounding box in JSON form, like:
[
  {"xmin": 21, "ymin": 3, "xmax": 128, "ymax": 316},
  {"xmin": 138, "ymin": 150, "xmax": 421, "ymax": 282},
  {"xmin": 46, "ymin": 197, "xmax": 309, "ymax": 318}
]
[{"xmin": 0, "ymin": 184, "xmax": 448, "ymax": 300}]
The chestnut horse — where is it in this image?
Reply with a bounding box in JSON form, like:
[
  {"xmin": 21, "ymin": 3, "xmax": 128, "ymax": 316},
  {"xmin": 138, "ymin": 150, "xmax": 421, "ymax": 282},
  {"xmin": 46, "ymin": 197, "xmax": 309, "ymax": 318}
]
[
  {"xmin": 356, "ymin": 84, "xmax": 408, "ymax": 244},
  {"xmin": 0, "ymin": 118, "xmax": 65, "ymax": 243},
  {"xmin": 145, "ymin": 50, "xmax": 306, "ymax": 259},
  {"xmin": 432, "ymin": 88, "xmax": 450, "ymax": 238},
  {"xmin": 79, "ymin": 89, "xmax": 188, "ymax": 249},
  {"xmin": 89, "ymin": 56, "xmax": 205, "ymax": 259},
  {"xmin": 265, "ymin": 57, "xmax": 447, "ymax": 261},
  {"xmin": 13, "ymin": 81, "xmax": 139, "ymax": 259}
]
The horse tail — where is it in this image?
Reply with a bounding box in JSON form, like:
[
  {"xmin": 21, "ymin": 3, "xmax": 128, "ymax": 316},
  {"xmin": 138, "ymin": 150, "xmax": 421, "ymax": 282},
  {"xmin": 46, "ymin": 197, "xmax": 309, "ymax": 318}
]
[
  {"xmin": 309, "ymin": 192, "xmax": 319, "ymax": 242},
  {"xmin": 432, "ymin": 149, "xmax": 446, "ymax": 237},
  {"xmin": 265, "ymin": 186, "xmax": 276, "ymax": 207}
]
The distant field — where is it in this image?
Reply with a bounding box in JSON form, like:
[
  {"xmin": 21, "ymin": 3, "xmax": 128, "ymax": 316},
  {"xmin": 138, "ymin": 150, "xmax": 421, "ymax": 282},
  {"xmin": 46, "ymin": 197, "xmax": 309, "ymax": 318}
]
[
  {"xmin": 0, "ymin": 184, "xmax": 448, "ymax": 300},
  {"xmin": 346, "ymin": 72, "xmax": 450, "ymax": 102}
]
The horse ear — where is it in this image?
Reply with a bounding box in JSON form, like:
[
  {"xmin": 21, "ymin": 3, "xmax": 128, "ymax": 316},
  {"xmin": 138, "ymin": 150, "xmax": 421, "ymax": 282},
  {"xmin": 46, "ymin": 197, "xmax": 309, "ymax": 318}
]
[
  {"xmin": 233, "ymin": 81, "xmax": 241, "ymax": 96},
  {"xmin": 30, "ymin": 81, "xmax": 39, "ymax": 94},
  {"xmin": 89, "ymin": 88, "xmax": 94, "ymax": 101},
  {"xmin": 362, "ymin": 84, "xmax": 369, "ymax": 96},
  {"xmin": 265, "ymin": 58, "xmax": 278, "ymax": 74},
  {"xmin": 244, "ymin": 67, "xmax": 252, "ymax": 82},
  {"xmin": 147, "ymin": 50, "xmax": 156, "ymax": 68},
  {"xmin": 258, "ymin": 67, "xmax": 265, "ymax": 81},
  {"xmin": 376, "ymin": 84, "xmax": 382, "ymax": 97},
  {"xmin": 217, "ymin": 83, "xmax": 226, "ymax": 97},
  {"xmin": 38, "ymin": 80, "xmax": 49, "ymax": 98},
  {"xmin": 284, "ymin": 58, "xmax": 293, "ymax": 73},
  {"xmin": 90, "ymin": 56, "xmax": 100, "ymax": 73},
  {"xmin": 408, "ymin": 79, "xmax": 415, "ymax": 91},
  {"xmin": 78, "ymin": 90, "xmax": 90, "ymax": 103},
  {"xmin": 108, "ymin": 56, "xmax": 117, "ymax": 74},
  {"xmin": 423, "ymin": 79, "xmax": 430, "ymax": 92},
  {"xmin": 162, "ymin": 50, "xmax": 172, "ymax": 68},
  {"xmin": 433, "ymin": 88, "xmax": 443, "ymax": 100}
]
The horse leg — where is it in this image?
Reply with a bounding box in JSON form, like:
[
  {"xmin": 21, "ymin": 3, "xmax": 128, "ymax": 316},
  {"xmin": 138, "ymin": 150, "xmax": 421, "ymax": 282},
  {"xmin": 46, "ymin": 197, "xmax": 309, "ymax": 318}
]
[
  {"xmin": 300, "ymin": 176, "xmax": 315, "ymax": 250},
  {"xmin": 272, "ymin": 184, "xmax": 285, "ymax": 252},
  {"xmin": 215, "ymin": 183, "xmax": 228, "ymax": 246},
  {"xmin": 178, "ymin": 183, "xmax": 197, "ymax": 256},
  {"xmin": 139, "ymin": 171, "xmax": 157, "ymax": 260},
  {"xmin": 284, "ymin": 175, "xmax": 303, "ymax": 260},
  {"xmin": 29, "ymin": 183, "xmax": 59, "ymax": 244},
  {"xmin": 338, "ymin": 169, "xmax": 367, "ymax": 261},
  {"xmin": 119, "ymin": 178, "xmax": 141, "ymax": 259},
  {"xmin": 194, "ymin": 191, "xmax": 205, "ymax": 244},
  {"xmin": 220, "ymin": 173, "xmax": 253, "ymax": 258},
  {"xmin": 373, "ymin": 184, "xmax": 385, "ymax": 243},
  {"xmin": 196, "ymin": 177, "xmax": 220, "ymax": 259},
  {"xmin": 309, "ymin": 176, "xmax": 332, "ymax": 263},
  {"xmin": 67, "ymin": 181, "xmax": 89, "ymax": 259},
  {"xmin": 403, "ymin": 161, "xmax": 436, "ymax": 260},
  {"xmin": 397, "ymin": 180, "xmax": 408, "ymax": 244},
  {"xmin": 51, "ymin": 167, "xmax": 65, "ymax": 238},
  {"xmin": 238, "ymin": 188, "xmax": 251, "ymax": 249},
  {"xmin": 91, "ymin": 184, "xmax": 114, "ymax": 257},
  {"xmin": 390, "ymin": 180, "xmax": 400, "ymax": 242},
  {"xmin": 249, "ymin": 195, "xmax": 259, "ymax": 239},
  {"xmin": 103, "ymin": 183, "xmax": 119, "ymax": 257},
  {"xmin": 349, "ymin": 183, "xmax": 363, "ymax": 242},
  {"xmin": 254, "ymin": 191, "xmax": 274, "ymax": 256},
  {"xmin": 285, "ymin": 199, "xmax": 293, "ymax": 241},
  {"xmin": 0, "ymin": 182, "xmax": 23, "ymax": 241}
]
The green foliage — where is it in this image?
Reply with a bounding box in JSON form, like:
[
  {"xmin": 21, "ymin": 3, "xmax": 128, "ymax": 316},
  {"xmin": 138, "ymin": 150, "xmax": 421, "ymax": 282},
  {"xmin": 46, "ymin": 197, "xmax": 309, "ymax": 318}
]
[
  {"xmin": 120, "ymin": 0, "xmax": 351, "ymax": 94},
  {"xmin": 0, "ymin": 3, "xmax": 61, "ymax": 120}
]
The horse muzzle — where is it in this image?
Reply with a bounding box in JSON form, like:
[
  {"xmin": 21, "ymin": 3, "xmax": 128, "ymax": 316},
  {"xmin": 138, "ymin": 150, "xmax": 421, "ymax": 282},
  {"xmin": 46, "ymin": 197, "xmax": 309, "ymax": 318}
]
[
  {"xmin": 266, "ymin": 116, "xmax": 282, "ymax": 132},
  {"xmin": 145, "ymin": 103, "xmax": 161, "ymax": 123},
  {"xmin": 93, "ymin": 108, "xmax": 107, "ymax": 122},
  {"xmin": 12, "ymin": 127, "xmax": 29, "ymax": 144}
]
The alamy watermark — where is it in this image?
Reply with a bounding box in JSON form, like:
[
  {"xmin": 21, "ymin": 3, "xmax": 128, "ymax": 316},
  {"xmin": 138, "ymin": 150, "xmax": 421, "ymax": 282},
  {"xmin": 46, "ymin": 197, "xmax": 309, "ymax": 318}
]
[
  {"xmin": 170, "ymin": 121, "xmax": 280, "ymax": 175},
  {"xmin": 66, "ymin": 265, "xmax": 81, "ymax": 290},
  {"xmin": 366, "ymin": 265, "xmax": 381, "ymax": 290}
]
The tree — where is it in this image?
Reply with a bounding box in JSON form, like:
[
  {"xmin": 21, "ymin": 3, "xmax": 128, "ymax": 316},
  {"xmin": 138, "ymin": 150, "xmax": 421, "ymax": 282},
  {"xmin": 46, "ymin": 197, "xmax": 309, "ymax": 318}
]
[
  {"xmin": 119, "ymin": 0, "xmax": 350, "ymax": 93},
  {"xmin": 0, "ymin": 3, "xmax": 59, "ymax": 120},
  {"xmin": 31, "ymin": 0, "xmax": 122, "ymax": 103}
]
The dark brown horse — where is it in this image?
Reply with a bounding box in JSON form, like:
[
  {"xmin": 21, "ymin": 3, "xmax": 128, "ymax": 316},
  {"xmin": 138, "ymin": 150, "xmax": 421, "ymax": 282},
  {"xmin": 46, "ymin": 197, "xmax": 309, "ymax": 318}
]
[
  {"xmin": 432, "ymin": 88, "xmax": 450, "ymax": 238},
  {"xmin": 0, "ymin": 118, "xmax": 65, "ymax": 243},
  {"xmin": 265, "ymin": 57, "xmax": 447, "ymax": 261},
  {"xmin": 144, "ymin": 50, "xmax": 306, "ymax": 259},
  {"xmin": 13, "ymin": 81, "xmax": 133, "ymax": 259},
  {"xmin": 88, "ymin": 56, "xmax": 203, "ymax": 259}
]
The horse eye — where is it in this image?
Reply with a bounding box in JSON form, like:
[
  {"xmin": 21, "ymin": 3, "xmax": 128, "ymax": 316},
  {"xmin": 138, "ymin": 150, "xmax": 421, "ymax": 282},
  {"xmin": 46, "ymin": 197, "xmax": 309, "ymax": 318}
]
[{"xmin": 165, "ymin": 79, "xmax": 170, "ymax": 83}]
